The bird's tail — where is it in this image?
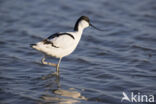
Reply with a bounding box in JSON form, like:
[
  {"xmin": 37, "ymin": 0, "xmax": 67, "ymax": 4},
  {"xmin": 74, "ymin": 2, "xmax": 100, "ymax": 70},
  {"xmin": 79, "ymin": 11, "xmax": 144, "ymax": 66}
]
[{"xmin": 30, "ymin": 44, "xmax": 36, "ymax": 48}]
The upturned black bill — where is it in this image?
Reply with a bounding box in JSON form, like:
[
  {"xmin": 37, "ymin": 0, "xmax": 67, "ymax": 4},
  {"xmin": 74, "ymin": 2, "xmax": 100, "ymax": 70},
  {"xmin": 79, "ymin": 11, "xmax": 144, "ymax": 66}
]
[{"xmin": 90, "ymin": 23, "xmax": 104, "ymax": 31}]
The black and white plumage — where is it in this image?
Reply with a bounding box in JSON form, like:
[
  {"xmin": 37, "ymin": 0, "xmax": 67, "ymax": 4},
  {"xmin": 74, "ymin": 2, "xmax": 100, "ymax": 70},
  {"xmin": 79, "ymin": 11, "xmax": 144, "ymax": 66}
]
[{"xmin": 31, "ymin": 16, "xmax": 102, "ymax": 75}]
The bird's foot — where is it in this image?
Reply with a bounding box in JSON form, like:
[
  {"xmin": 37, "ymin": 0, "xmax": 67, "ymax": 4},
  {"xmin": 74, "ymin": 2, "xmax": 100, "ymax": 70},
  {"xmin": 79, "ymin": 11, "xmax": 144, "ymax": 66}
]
[
  {"xmin": 41, "ymin": 58, "xmax": 57, "ymax": 67},
  {"xmin": 52, "ymin": 72, "xmax": 59, "ymax": 76}
]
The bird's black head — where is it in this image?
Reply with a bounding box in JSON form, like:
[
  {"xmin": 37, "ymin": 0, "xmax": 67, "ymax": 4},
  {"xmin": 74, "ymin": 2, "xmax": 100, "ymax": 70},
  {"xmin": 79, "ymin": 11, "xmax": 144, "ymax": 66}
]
[
  {"xmin": 79, "ymin": 16, "xmax": 90, "ymax": 24},
  {"xmin": 74, "ymin": 16, "xmax": 104, "ymax": 31},
  {"xmin": 74, "ymin": 16, "xmax": 90, "ymax": 31}
]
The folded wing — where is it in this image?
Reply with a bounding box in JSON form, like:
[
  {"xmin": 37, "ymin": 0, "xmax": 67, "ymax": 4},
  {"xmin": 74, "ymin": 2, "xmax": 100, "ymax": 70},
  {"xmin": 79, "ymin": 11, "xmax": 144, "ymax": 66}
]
[{"xmin": 44, "ymin": 32, "xmax": 75, "ymax": 48}]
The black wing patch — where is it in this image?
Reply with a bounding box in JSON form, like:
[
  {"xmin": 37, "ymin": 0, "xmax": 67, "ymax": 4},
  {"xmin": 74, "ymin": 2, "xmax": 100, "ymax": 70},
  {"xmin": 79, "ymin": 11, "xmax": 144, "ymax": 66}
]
[
  {"xmin": 42, "ymin": 39, "xmax": 59, "ymax": 48},
  {"xmin": 48, "ymin": 33, "xmax": 75, "ymax": 40}
]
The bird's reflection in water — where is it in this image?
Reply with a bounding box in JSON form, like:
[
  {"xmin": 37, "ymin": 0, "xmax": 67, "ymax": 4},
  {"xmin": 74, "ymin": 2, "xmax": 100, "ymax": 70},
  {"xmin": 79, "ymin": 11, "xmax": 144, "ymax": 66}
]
[{"xmin": 40, "ymin": 75, "xmax": 87, "ymax": 104}]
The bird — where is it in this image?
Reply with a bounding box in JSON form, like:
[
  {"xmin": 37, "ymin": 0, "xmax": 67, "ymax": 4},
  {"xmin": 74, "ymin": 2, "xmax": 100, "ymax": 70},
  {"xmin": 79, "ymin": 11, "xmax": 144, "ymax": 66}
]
[{"xmin": 31, "ymin": 16, "xmax": 103, "ymax": 75}]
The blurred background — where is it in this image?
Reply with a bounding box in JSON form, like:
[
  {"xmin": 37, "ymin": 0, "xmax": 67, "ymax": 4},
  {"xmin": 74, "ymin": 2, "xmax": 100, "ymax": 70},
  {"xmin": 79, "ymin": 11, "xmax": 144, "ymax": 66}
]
[{"xmin": 0, "ymin": 0, "xmax": 156, "ymax": 104}]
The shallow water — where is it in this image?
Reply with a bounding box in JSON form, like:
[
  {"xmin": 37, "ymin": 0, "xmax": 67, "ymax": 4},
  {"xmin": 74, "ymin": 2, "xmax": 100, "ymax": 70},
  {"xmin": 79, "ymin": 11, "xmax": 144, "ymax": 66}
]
[{"xmin": 0, "ymin": 0, "xmax": 156, "ymax": 104}]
